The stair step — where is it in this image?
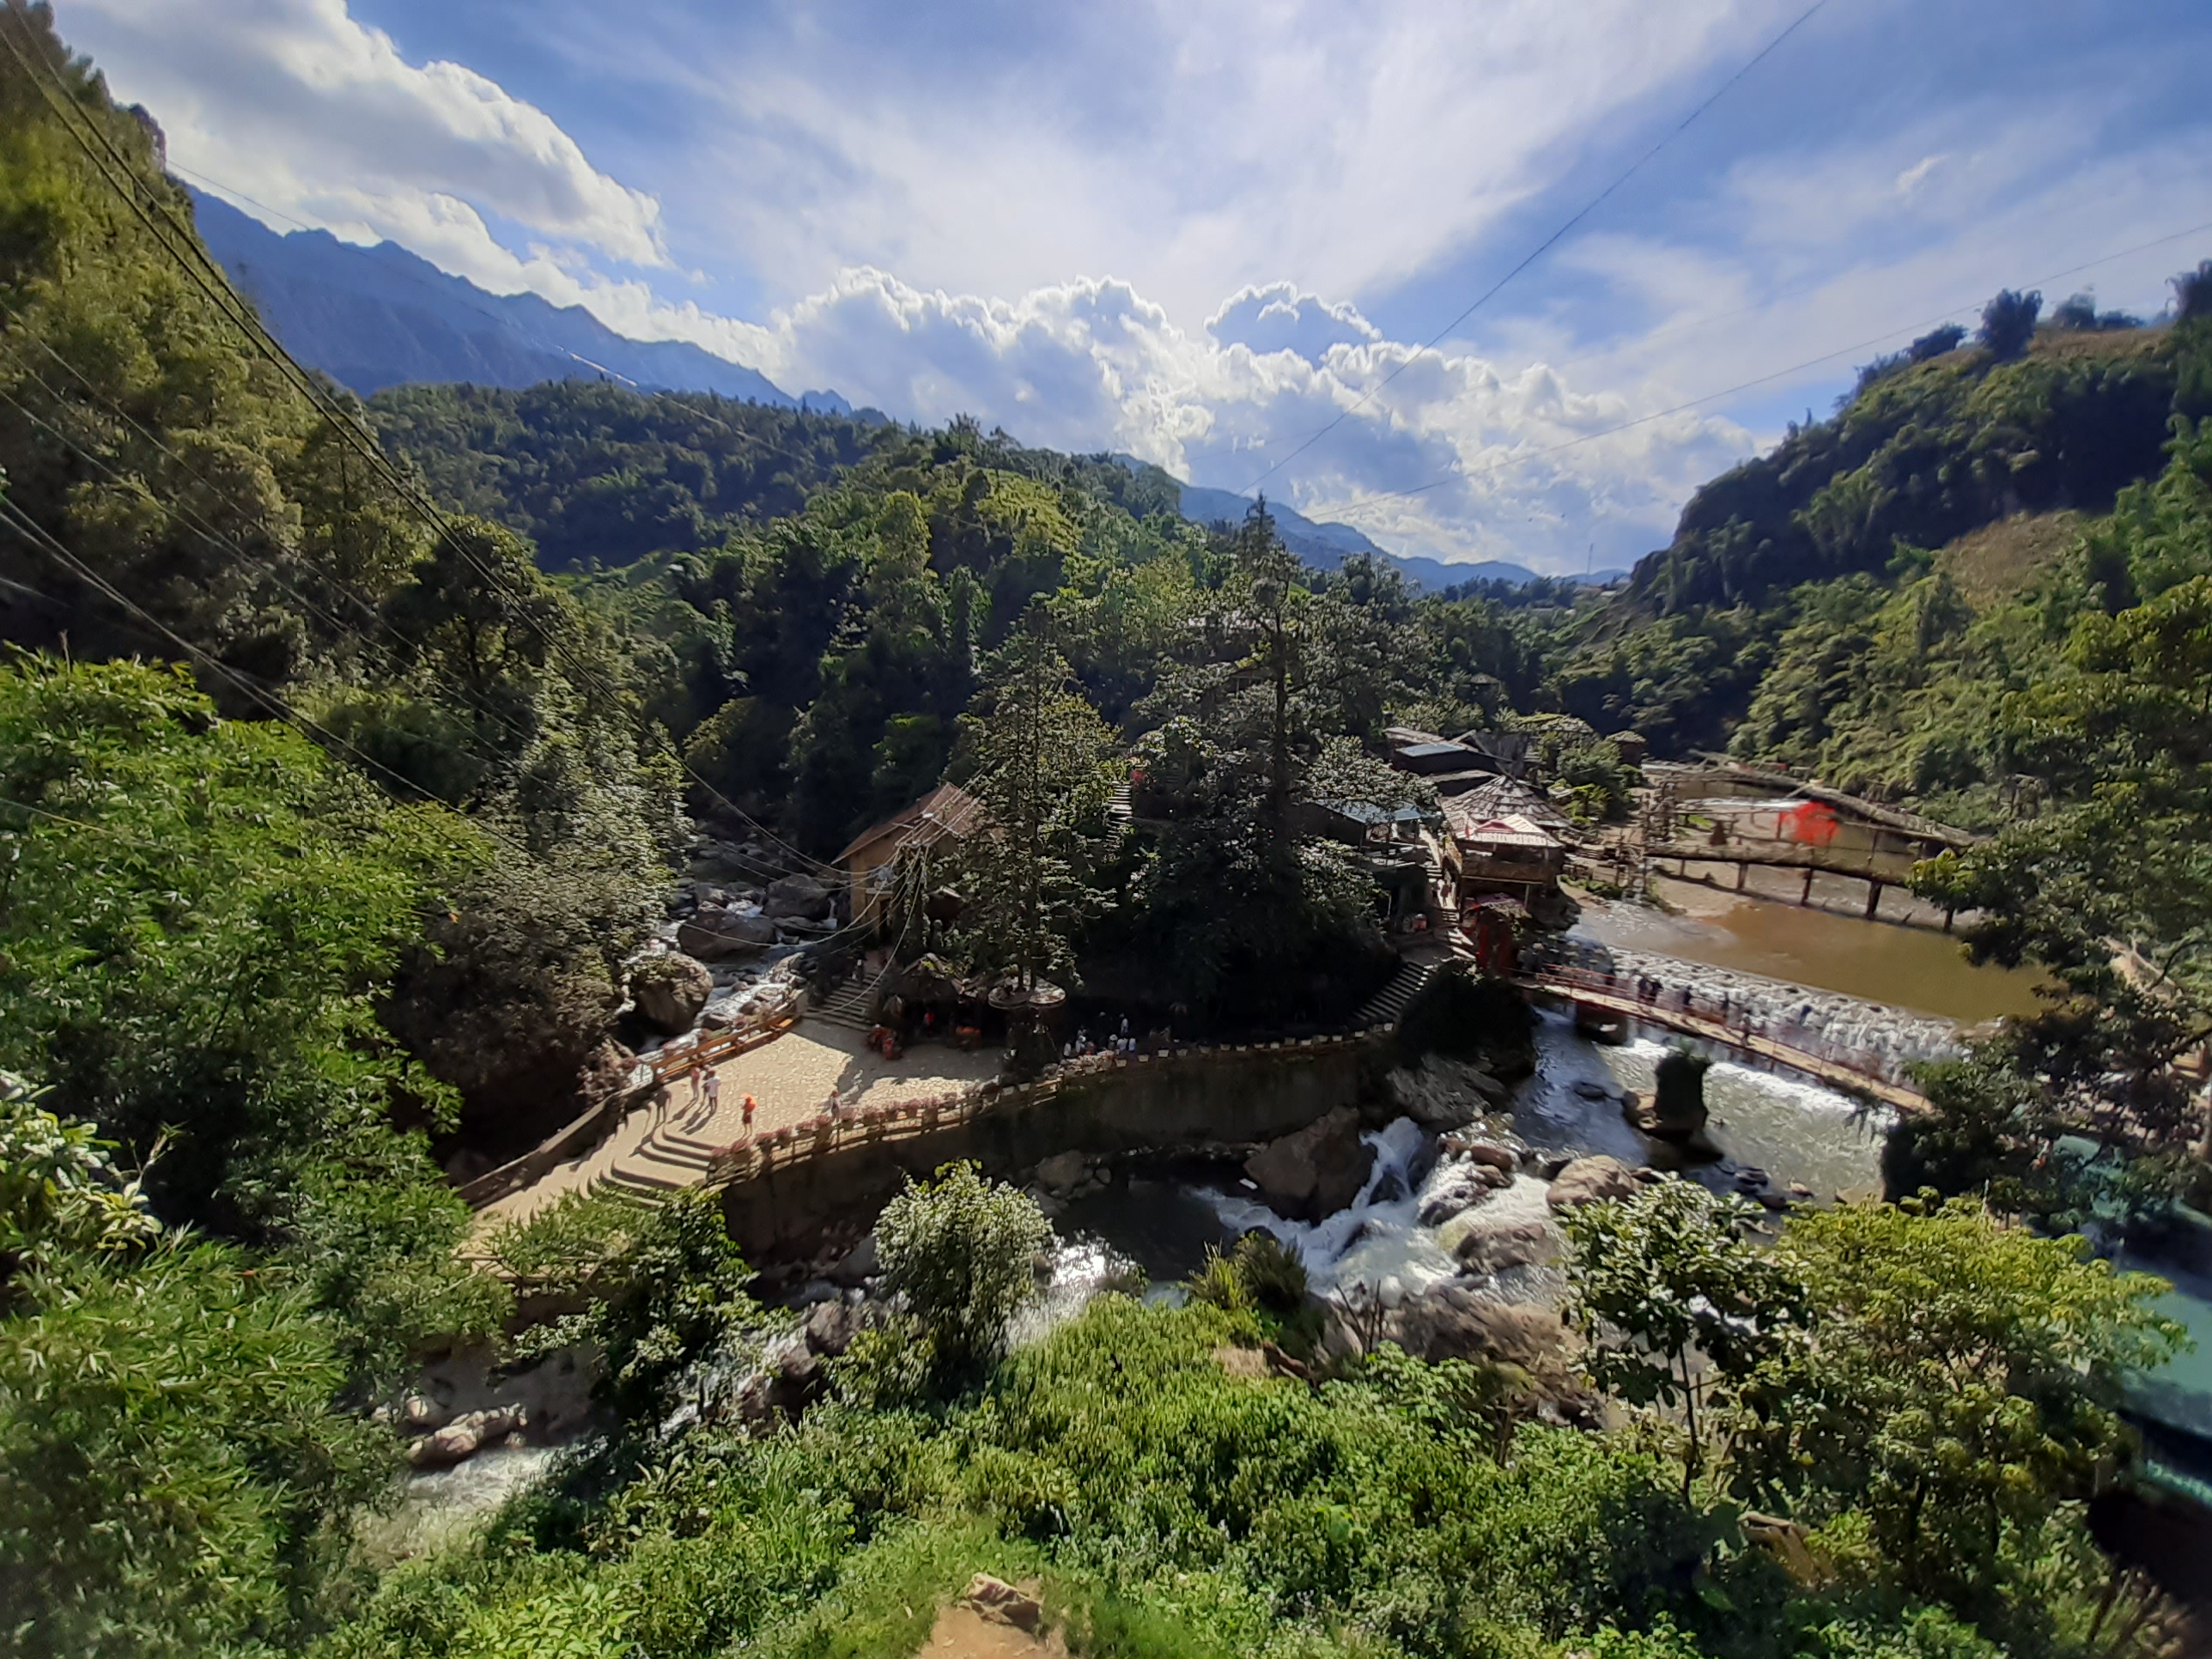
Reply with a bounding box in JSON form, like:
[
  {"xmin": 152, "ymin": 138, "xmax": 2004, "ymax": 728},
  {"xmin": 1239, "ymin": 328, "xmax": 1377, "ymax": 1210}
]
[{"xmin": 1352, "ymin": 959, "xmax": 1437, "ymax": 1029}]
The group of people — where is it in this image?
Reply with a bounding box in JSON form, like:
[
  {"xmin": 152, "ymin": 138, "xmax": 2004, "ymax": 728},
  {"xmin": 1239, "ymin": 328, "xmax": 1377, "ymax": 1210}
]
[
  {"xmin": 679, "ymin": 1060, "xmax": 757, "ymax": 1138},
  {"xmin": 1066, "ymin": 1016, "xmax": 1154, "ymax": 1060}
]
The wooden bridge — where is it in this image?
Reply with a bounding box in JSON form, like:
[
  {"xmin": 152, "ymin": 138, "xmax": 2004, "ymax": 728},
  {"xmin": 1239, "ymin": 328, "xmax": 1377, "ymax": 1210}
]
[
  {"xmin": 1515, "ymin": 965, "xmax": 1933, "ymax": 1115},
  {"xmin": 1640, "ymin": 838, "xmax": 1947, "ymax": 922}
]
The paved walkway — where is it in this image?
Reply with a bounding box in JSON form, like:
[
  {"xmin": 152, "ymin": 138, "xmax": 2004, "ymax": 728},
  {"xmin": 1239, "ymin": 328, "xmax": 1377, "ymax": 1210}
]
[{"xmin": 473, "ymin": 1020, "xmax": 1002, "ymax": 1234}]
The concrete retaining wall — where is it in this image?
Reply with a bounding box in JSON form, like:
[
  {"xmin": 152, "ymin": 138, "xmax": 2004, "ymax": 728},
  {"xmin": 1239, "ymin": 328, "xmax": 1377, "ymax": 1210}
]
[{"xmin": 719, "ymin": 1032, "xmax": 1389, "ymax": 1259}]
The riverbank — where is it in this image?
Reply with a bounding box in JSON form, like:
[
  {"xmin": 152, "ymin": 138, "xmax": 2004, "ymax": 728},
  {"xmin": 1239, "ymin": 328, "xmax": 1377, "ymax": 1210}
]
[{"xmin": 1571, "ymin": 882, "xmax": 2047, "ymax": 1024}]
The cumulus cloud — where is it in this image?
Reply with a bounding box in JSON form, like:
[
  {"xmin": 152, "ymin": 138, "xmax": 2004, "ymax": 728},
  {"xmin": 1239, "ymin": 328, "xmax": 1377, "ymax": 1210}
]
[
  {"xmin": 695, "ymin": 268, "xmax": 1751, "ymax": 574},
  {"xmin": 58, "ymin": 0, "xmax": 2212, "ymax": 578},
  {"xmin": 1207, "ymin": 284, "xmax": 1382, "ymax": 359},
  {"xmin": 64, "ymin": 0, "xmax": 668, "ymax": 291}
]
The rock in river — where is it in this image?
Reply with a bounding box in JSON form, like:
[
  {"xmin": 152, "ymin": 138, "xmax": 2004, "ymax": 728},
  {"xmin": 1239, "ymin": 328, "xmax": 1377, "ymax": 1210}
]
[
  {"xmin": 1546, "ymin": 1155, "xmax": 1639, "ymax": 1209},
  {"xmin": 765, "ymin": 874, "xmax": 833, "ymax": 921},
  {"xmin": 629, "ymin": 952, "xmax": 713, "ymax": 1035},
  {"xmin": 678, "ymin": 907, "xmax": 779, "ymax": 959},
  {"xmin": 1244, "ymin": 1106, "xmax": 1375, "ymax": 1221}
]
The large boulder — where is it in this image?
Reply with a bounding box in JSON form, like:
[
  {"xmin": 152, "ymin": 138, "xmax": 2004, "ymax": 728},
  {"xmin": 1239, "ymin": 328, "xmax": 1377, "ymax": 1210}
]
[
  {"xmin": 678, "ymin": 908, "xmax": 778, "ymax": 959},
  {"xmin": 804, "ymin": 1299, "xmax": 871, "ymax": 1358},
  {"xmin": 1245, "ymin": 1107, "xmax": 1375, "ymax": 1221},
  {"xmin": 1547, "ymin": 1155, "xmax": 1638, "ymax": 1209},
  {"xmin": 1035, "ymin": 1151, "xmax": 1087, "ymax": 1198},
  {"xmin": 1383, "ymin": 1285, "xmax": 1568, "ymax": 1369},
  {"xmin": 1385, "ymin": 1056, "xmax": 1509, "ymax": 1131},
  {"xmin": 1418, "ymin": 1159, "xmax": 1510, "ymax": 1226},
  {"xmin": 764, "ymin": 874, "xmax": 834, "ymax": 921},
  {"xmin": 1454, "ymin": 1217, "xmax": 1560, "ymax": 1275},
  {"xmin": 1626, "ymin": 1050, "xmax": 1711, "ymax": 1139},
  {"xmin": 629, "ymin": 952, "xmax": 714, "ymax": 1036}
]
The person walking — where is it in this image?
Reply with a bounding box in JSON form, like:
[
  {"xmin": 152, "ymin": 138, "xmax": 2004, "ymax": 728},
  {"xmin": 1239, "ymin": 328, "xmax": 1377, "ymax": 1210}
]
[
  {"xmin": 741, "ymin": 1092, "xmax": 757, "ymax": 1141},
  {"xmin": 687, "ymin": 1059, "xmax": 704, "ymax": 1105},
  {"xmin": 702, "ymin": 1066, "xmax": 721, "ymax": 1124}
]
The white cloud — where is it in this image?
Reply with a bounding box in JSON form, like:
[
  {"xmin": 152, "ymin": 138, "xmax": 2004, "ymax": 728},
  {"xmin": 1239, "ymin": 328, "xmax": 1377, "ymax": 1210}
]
[
  {"xmin": 623, "ymin": 0, "xmax": 1790, "ymax": 320},
  {"xmin": 61, "ymin": 0, "xmax": 669, "ymax": 287},
  {"xmin": 54, "ymin": 0, "xmax": 2212, "ymax": 580},
  {"xmin": 680, "ymin": 267, "xmax": 1752, "ymax": 574},
  {"xmin": 1893, "ymin": 154, "xmax": 1948, "ymax": 198}
]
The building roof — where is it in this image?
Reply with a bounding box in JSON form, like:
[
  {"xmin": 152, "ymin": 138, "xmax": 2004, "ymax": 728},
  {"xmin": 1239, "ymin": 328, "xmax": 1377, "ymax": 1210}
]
[
  {"xmin": 1384, "ymin": 725, "xmax": 1448, "ymax": 747},
  {"xmin": 835, "ymin": 781, "xmax": 986, "ymax": 866},
  {"xmin": 1449, "ymin": 811, "xmax": 1560, "ymax": 851},
  {"xmin": 1320, "ymin": 798, "xmax": 1427, "ymax": 825},
  {"xmin": 1397, "ymin": 741, "xmax": 1469, "ymax": 758},
  {"xmin": 1440, "ymin": 775, "xmax": 1571, "ymax": 832}
]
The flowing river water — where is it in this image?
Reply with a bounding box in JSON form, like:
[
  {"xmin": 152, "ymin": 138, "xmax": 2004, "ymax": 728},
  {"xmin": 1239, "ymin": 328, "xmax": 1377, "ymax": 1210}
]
[{"xmin": 396, "ymin": 891, "xmax": 2205, "ymax": 1542}]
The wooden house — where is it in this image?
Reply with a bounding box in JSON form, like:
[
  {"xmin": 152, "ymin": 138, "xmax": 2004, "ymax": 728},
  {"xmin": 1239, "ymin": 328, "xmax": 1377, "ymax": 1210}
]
[{"xmin": 835, "ymin": 782, "xmax": 985, "ymax": 928}]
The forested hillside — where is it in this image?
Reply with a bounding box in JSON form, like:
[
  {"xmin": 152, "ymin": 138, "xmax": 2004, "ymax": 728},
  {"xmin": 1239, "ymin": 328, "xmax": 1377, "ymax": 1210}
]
[
  {"xmin": 4, "ymin": 9, "xmax": 2212, "ymax": 1658},
  {"xmin": 1542, "ymin": 308, "xmax": 2203, "ymax": 757},
  {"xmin": 368, "ymin": 381, "xmax": 893, "ymax": 569}
]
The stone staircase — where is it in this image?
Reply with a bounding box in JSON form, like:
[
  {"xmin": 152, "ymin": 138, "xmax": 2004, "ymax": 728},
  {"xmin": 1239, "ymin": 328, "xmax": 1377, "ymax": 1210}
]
[
  {"xmin": 599, "ymin": 1119, "xmax": 724, "ymax": 1195},
  {"xmin": 810, "ymin": 966, "xmax": 886, "ymax": 1032},
  {"xmin": 1352, "ymin": 957, "xmax": 1437, "ymax": 1030}
]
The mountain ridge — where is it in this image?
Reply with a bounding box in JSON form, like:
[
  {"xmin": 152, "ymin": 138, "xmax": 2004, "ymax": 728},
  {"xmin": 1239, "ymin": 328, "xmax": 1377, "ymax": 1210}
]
[
  {"xmin": 190, "ymin": 188, "xmax": 831, "ymax": 409},
  {"xmin": 1164, "ymin": 473, "xmax": 1558, "ymax": 592}
]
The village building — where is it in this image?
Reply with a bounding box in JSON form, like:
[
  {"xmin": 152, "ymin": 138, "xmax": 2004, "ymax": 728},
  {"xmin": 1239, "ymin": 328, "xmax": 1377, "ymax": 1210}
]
[
  {"xmin": 1446, "ymin": 811, "xmax": 1567, "ymax": 906},
  {"xmin": 834, "ymin": 781, "xmax": 985, "ymax": 929}
]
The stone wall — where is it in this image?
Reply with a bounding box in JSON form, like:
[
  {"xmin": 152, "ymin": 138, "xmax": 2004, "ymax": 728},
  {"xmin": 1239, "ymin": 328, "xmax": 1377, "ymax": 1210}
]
[{"xmin": 718, "ymin": 1033, "xmax": 1389, "ymax": 1259}]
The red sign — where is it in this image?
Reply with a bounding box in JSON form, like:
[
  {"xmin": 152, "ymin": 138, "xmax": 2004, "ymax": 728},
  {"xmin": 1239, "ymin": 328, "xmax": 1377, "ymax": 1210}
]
[{"xmin": 1778, "ymin": 800, "xmax": 1840, "ymax": 847}]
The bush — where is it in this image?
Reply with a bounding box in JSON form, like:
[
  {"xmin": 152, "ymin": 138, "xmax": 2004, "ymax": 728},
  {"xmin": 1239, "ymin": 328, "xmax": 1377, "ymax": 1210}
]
[
  {"xmin": 1185, "ymin": 1231, "xmax": 1309, "ymax": 1318},
  {"xmin": 876, "ymin": 1162, "xmax": 1053, "ymax": 1378},
  {"xmin": 521, "ymin": 1189, "xmax": 756, "ymax": 1423},
  {"xmin": 1976, "ymin": 289, "xmax": 2041, "ymax": 361}
]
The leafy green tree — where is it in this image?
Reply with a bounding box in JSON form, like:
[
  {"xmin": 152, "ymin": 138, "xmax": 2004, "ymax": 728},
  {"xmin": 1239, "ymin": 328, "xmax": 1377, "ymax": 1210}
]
[
  {"xmin": 947, "ymin": 620, "xmax": 1120, "ymax": 988},
  {"xmin": 0, "ymin": 1073, "xmax": 155, "ymax": 1289},
  {"xmin": 1128, "ymin": 507, "xmax": 1420, "ymax": 1009},
  {"xmin": 523, "ymin": 1188, "xmax": 757, "ymax": 1424},
  {"xmin": 1737, "ymin": 1197, "xmax": 2185, "ymax": 1614},
  {"xmin": 0, "ymin": 1236, "xmax": 388, "ymax": 1659},
  {"xmin": 1562, "ymin": 1178, "xmax": 1809, "ymax": 1501},
  {"xmin": 875, "ymin": 1161, "xmax": 1052, "ymax": 1377},
  {"xmin": 0, "ymin": 658, "xmax": 503, "ymax": 1382},
  {"xmin": 1976, "ymin": 289, "xmax": 2041, "ymax": 361}
]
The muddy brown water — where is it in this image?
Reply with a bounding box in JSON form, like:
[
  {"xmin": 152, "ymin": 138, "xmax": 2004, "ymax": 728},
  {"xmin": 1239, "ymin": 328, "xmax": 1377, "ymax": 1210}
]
[{"xmin": 1572, "ymin": 880, "xmax": 2047, "ymax": 1024}]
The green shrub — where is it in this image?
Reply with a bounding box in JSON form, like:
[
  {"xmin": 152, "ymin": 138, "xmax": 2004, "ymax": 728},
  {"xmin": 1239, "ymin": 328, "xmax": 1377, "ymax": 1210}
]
[{"xmin": 877, "ymin": 1162, "xmax": 1053, "ymax": 1378}]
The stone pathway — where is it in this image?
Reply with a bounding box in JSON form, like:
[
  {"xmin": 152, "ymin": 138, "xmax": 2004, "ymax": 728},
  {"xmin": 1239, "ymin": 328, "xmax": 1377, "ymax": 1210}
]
[{"xmin": 473, "ymin": 1019, "xmax": 1002, "ymax": 1234}]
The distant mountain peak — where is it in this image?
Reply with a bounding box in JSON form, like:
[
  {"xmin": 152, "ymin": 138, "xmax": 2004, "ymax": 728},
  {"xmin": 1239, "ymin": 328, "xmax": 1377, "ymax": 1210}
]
[
  {"xmin": 1113, "ymin": 459, "xmax": 1544, "ymax": 592},
  {"xmin": 188, "ymin": 189, "xmax": 815, "ymax": 408}
]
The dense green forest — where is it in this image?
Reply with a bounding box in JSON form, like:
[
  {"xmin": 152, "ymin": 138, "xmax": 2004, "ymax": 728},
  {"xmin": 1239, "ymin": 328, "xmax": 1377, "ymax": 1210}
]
[
  {"xmin": 367, "ymin": 382, "xmax": 892, "ymax": 571},
  {"xmin": 4, "ymin": 6, "xmax": 2212, "ymax": 1657}
]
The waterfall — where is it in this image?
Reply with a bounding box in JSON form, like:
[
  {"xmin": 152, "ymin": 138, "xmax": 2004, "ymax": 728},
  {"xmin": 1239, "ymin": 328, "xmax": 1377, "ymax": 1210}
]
[
  {"xmin": 1543, "ymin": 941, "xmax": 1960, "ymax": 1078},
  {"xmin": 1202, "ymin": 1117, "xmax": 1464, "ymax": 1300}
]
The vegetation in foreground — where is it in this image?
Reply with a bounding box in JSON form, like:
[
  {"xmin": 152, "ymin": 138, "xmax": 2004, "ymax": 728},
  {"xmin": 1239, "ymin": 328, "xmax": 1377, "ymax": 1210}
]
[
  {"xmin": 0, "ymin": 9, "xmax": 2207, "ymax": 1657},
  {"xmin": 301, "ymin": 1171, "xmax": 2183, "ymax": 1659}
]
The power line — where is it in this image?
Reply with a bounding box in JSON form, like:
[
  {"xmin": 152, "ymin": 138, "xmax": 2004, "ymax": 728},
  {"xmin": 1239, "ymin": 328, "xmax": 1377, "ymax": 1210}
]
[
  {"xmin": 164, "ymin": 161, "xmax": 647, "ymax": 392},
  {"xmin": 1240, "ymin": 0, "xmax": 1832, "ymax": 496},
  {"xmin": 0, "ymin": 15, "xmax": 845, "ymax": 877},
  {"xmin": 169, "ymin": 157, "xmax": 857, "ymax": 487},
  {"xmin": 0, "ymin": 319, "xmax": 595, "ymax": 765},
  {"xmin": 1306, "ymin": 214, "xmax": 2212, "ymax": 520},
  {"xmin": 0, "ymin": 495, "xmax": 438, "ymax": 804}
]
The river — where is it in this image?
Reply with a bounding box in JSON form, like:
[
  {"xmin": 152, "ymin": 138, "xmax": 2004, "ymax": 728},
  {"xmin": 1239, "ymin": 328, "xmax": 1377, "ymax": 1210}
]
[{"xmin": 1573, "ymin": 881, "xmax": 2046, "ymax": 1024}]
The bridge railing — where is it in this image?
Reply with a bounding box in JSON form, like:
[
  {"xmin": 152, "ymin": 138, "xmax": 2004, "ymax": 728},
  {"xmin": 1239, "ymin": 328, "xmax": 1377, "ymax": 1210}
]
[
  {"xmin": 700, "ymin": 1030, "xmax": 1382, "ymax": 1188},
  {"xmin": 644, "ymin": 984, "xmax": 805, "ymax": 1083},
  {"xmin": 1523, "ymin": 963, "xmax": 1921, "ymax": 1090}
]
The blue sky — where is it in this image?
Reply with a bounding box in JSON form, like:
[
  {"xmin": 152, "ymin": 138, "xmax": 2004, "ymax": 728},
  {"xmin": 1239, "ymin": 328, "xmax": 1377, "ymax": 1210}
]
[{"xmin": 58, "ymin": 0, "xmax": 2212, "ymax": 574}]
